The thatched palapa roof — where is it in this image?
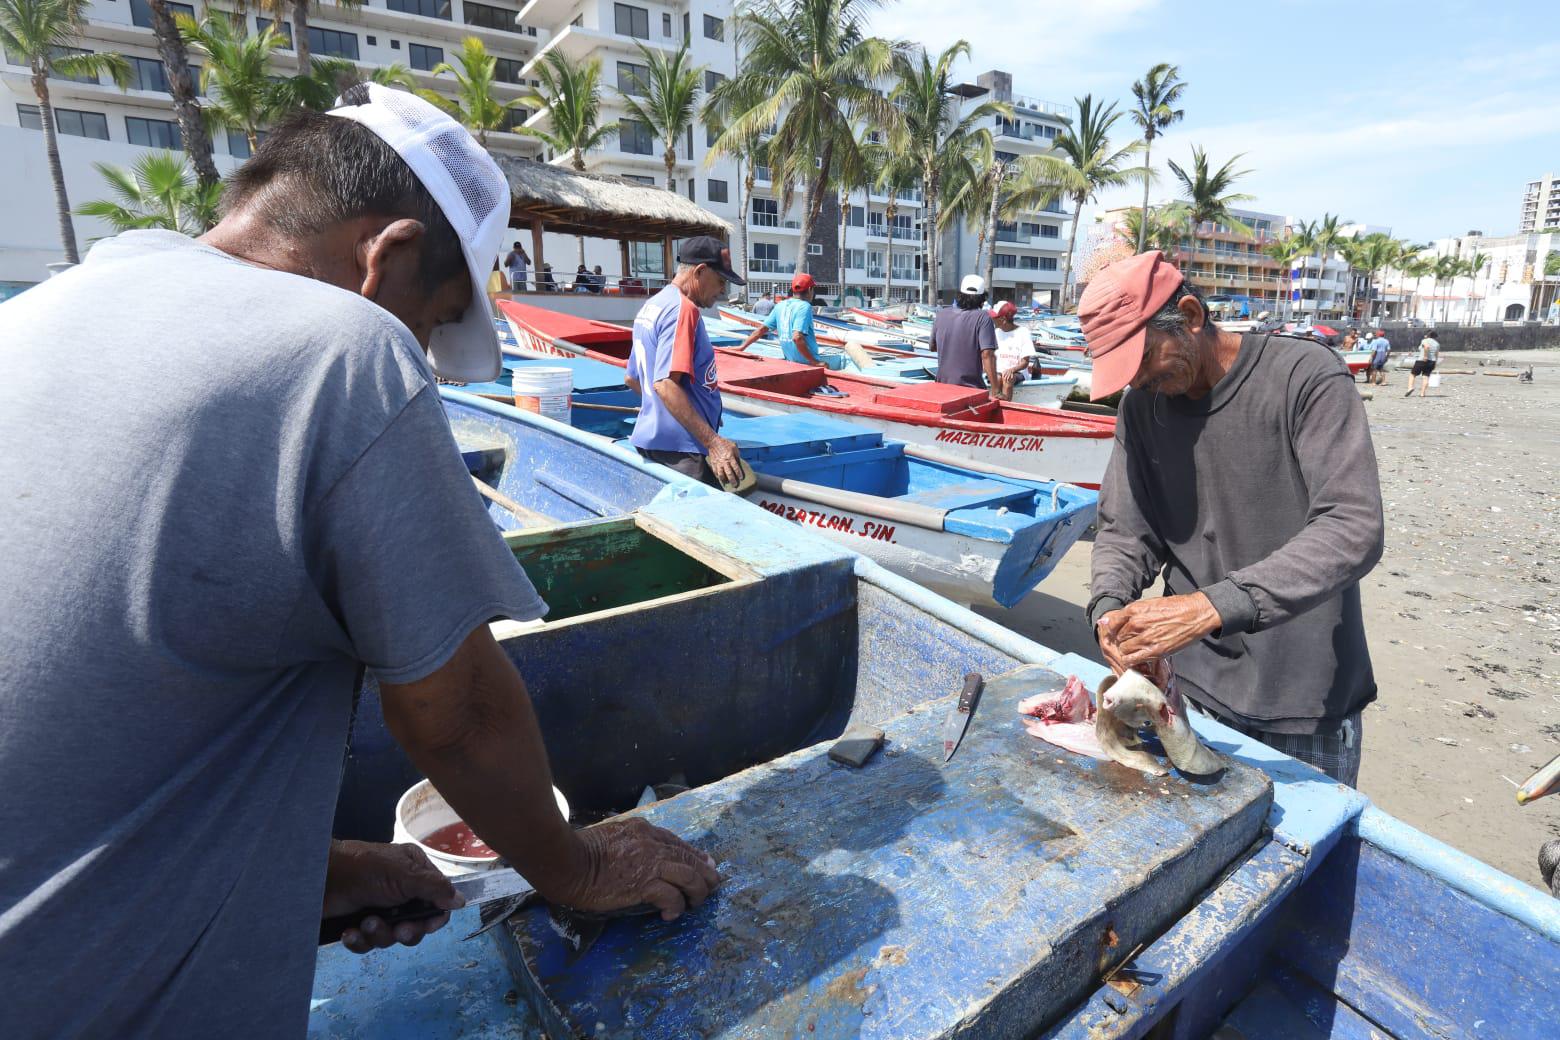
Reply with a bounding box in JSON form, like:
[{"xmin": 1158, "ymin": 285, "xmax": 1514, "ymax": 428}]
[{"xmin": 494, "ymin": 156, "xmax": 732, "ymax": 242}]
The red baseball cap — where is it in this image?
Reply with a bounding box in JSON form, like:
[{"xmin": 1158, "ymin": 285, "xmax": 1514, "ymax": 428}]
[
  {"xmin": 791, "ymin": 272, "xmax": 815, "ymax": 294},
  {"xmin": 1078, "ymin": 250, "xmax": 1184, "ymax": 400},
  {"xmin": 991, "ymin": 300, "xmax": 1017, "ymax": 320}
]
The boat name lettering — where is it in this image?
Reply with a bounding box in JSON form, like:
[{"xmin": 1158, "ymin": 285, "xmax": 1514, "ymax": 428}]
[
  {"xmin": 932, "ymin": 430, "xmax": 1046, "ymax": 452},
  {"xmin": 754, "ymin": 500, "xmax": 896, "ymax": 543},
  {"xmin": 517, "ymin": 328, "xmax": 573, "ymax": 358}
]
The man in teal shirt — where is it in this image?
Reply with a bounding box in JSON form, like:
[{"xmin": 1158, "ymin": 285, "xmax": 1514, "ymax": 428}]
[{"xmin": 737, "ymin": 272, "xmax": 824, "ymax": 365}]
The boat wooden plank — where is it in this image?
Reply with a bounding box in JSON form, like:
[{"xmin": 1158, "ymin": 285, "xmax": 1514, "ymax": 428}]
[{"xmin": 499, "ymin": 664, "xmax": 1273, "ymax": 1039}]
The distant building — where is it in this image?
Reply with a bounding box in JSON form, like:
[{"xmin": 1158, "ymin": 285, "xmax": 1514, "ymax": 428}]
[
  {"xmin": 1384, "ymin": 230, "xmax": 1560, "ymax": 324},
  {"xmin": 1519, "ymin": 173, "xmax": 1560, "ymax": 234},
  {"xmin": 1101, "ymin": 204, "xmax": 1286, "ymax": 317}
]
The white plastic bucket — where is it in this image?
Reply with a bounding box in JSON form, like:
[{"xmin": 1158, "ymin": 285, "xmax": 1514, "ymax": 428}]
[
  {"xmin": 510, "ymin": 366, "xmax": 573, "ymax": 425},
  {"xmin": 392, "ymin": 778, "xmax": 571, "ymax": 877}
]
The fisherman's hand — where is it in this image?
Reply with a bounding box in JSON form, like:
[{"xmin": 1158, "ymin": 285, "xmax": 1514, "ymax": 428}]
[
  {"xmin": 560, "ymin": 818, "xmax": 722, "ymax": 921},
  {"xmin": 706, "ymin": 436, "xmax": 745, "ymax": 488},
  {"xmin": 323, "ymin": 840, "xmax": 463, "ymax": 954},
  {"xmin": 1104, "ymin": 592, "xmax": 1222, "ymax": 669},
  {"xmin": 1094, "ymin": 611, "xmax": 1132, "ymax": 674}
]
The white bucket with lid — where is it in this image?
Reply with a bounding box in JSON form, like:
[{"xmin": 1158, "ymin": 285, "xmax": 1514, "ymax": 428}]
[
  {"xmin": 510, "ymin": 366, "xmax": 573, "ymax": 425},
  {"xmin": 392, "ymin": 778, "xmax": 571, "ymax": 877}
]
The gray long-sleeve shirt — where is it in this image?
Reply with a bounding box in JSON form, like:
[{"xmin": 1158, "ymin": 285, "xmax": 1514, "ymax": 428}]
[{"xmin": 1088, "ymin": 334, "xmax": 1385, "ymax": 733}]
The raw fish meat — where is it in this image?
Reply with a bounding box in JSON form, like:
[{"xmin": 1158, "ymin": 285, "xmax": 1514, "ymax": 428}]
[{"xmin": 1019, "ymin": 675, "xmax": 1109, "ymax": 760}]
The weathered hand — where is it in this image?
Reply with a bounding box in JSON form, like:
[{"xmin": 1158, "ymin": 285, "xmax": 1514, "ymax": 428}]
[
  {"xmin": 557, "ymin": 818, "xmax": 722, "ymax": 922},
  {"xmin": 1094, "ymin": 610, "xmax": 1132, "ymax": 674},
  {"xmin": 323, "ymin": 840, "xmax": 463, "ymax": 954},
  {"xmin": 706, "ymin": 436, "xmax": 745, "ymax": 488},
  {"xmin": 1106, "ymin": 593, "xmax": 1222, "ymax": 669}
]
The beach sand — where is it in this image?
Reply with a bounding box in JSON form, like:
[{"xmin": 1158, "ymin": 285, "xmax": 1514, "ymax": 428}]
[{"xmin": 978, "ymin": 348, "xmax": 1560, "ymax": 891}]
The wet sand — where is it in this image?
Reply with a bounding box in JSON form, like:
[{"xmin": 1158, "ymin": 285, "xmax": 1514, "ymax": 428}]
[{"xmin": 979, "ymin": 349, "xmax": 1560, "ymax": 891}]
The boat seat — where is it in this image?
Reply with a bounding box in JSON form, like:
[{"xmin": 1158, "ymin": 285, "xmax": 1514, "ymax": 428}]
[
  {"xmin": 895, "ymin": 477, "xmax": 1036, "ymax": 512},
  {"xmin": 870, "ymin": 382, "xmax": 995, "ymax": 415}
]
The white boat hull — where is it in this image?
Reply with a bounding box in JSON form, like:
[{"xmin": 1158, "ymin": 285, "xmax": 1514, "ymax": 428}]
[{"xmin": 724, "ymin": 393, "xmax": 1110, "ymax": 488}]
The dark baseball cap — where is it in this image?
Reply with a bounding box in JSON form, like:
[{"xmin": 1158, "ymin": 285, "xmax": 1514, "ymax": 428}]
[{"xmin": 676, "ymin": 235, "xmax": 746, "ymax": 285}]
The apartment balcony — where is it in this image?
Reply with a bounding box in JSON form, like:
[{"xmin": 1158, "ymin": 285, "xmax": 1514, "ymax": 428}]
[
  {"xmin": 750, "ymin": 213, "xmax": 802, "ymax": 234},
  {"xmin": 515, "ymin": 0, "xmax": 576, "ymax": 24},
  {"xmin": 748, "ymin": 258, "xmax": 797, "ymax": 275},
  {"xmin": 865, "ymin": 224, "xmax": 915, "ymax": 241},
  {"xmin": 520, "ymin": 25, "xmax": 670, "ymax": 78}
]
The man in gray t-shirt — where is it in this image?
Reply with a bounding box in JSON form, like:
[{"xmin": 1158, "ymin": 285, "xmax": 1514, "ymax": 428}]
[
  {"xmin": 0, "ymin": 86, "xmax": 716, "ymax": 1038},
  {"xmin": 931, "ymin": 274, "xmax": 1000, "ymax": 392}
]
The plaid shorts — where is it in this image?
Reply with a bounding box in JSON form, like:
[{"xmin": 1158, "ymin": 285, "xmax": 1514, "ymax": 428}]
[{"xmin": 1192, "ymin": 704, "xmax": 1363, "ymax": 788}]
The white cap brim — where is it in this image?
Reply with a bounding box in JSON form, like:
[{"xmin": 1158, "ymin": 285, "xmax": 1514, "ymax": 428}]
[{"xmin": 428, "ymin": 243, "xmax": 502, "ymax": 383}]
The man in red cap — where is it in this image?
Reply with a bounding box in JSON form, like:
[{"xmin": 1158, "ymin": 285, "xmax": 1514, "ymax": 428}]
[
  {"xmin": 1081, "ymin": 250, "xmax": 1385, "ymax": 785},
  {"xmin": 736, "ymin": 272, "xmax": 823, "ymax": 365},
  {"xmin": 991, "ymin": 299, "xmax": 1037, "ymax": 400}
]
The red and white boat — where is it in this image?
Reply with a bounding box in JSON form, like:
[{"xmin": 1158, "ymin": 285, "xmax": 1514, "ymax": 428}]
[{"xmin": 497, "ymin": 300, "xmax": 1114, "ymax": 488}]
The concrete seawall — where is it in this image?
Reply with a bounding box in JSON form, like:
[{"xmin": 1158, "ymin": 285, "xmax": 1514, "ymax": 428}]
[{"xmin": 1376, "ymin": 323, "xmax": 1560, "ymax": 352}]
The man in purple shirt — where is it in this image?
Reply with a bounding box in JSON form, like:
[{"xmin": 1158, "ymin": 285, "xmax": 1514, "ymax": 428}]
[
  {"xmin": 625, "ymin": 236, "xmax": 747, "ymax": 486},
  {"xmin": 931, "ymin": 273, "xmax": 1000, "ymax": 396}
]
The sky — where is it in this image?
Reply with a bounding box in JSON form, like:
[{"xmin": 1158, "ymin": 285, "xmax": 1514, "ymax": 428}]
[{"xmin": 866, "ymin": 0, "xmax": 1560, "ymax": 242}]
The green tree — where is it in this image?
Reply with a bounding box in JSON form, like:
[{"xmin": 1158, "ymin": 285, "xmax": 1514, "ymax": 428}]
[
  {"xmin": 618, "ymin": 41, "xmax": 703, "ymax": 191},
  {"xmin": 1311, "ymin": 212, "xmax": 1345, "ymax": 315},
  {"xmin": 76, "ymin": 151, "xmax": 221, "ymax": 236},
  {"xmin": 272, "ymin": 55, "xmax": 416, "ymax": 112},
  {"xmin": 1117, "ymin": 204, "xmax": 1185, "ymax": 256},
  {"xmin": 868, "ymin": 143, "xmax": 920, "ymax": 305},
  {"xmin": 1350, "ymin": 233, "xmax": 1403, "ymax": 322},
  {"xmin": 415, "ymin": 36, "xmax": 521, "ymax": 146},
  {"xmin": 180, "ymin": 15, "xmax": 286, "ymax": 155},
  {"xmin": 719, "ymin": 0, "xmax": 902, "ymax": 276},
  {"xmin": 145, "ymin": 0, "xmax": 218, "ymax": 192},
  {"xmin": 1167, "ymin": 146, "xmax": 1253, "ymax": 236},
  {"xmin": 890, "ymin": 39, "xmax": 1002, "ymax": 299},
  {"xmin": 1463, "ymin": 249, "xmax": 1490, "ymax": 326},
  {"xmin": 1432, "ymin": 253, "xmax": 1463, "ymax": 325},
  {"xmin": 1128, "ymin": 62, "xmax": 1184, "ymax": 253},
  {"xmin": 1, "ymin": 0, "xmax": 132, "ymax": 263},
  {"xmin": 1011, "ymin": 94, "xmax": 1145, "ymax": 312},
  {"xmin": 1537, "ymin": 250, "xmax": 1560, "ymax": 321},
  {"xmin": 1262, "ymin": 234, "xmax": 1306, "ymax": 320},
  {"xmin": 704, "ymin": 75, "xmax": 772, "ymax": 304},
  {"xmin": 1400, "ymin": 254, "xmax": 1435, "ymax": 322},
  {"xmin": 518, "ymin": 49, "xmax": 615, "ymax": 170}
]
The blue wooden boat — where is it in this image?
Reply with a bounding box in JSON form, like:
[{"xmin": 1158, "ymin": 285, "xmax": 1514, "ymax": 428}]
[
  {"xmin": 313, "ymin": 394, "xmax": 1558, "ymax": 1040},
  {"xmin": 463, "ymin": 367, "xmax": 1097, "ymax": 608}
]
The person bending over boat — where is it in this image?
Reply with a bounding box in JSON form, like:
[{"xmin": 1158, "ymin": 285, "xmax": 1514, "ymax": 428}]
[
  {"xmin": 624, "ymin": 236, "xmax": 749, "ymax": 488},
  {"xmin": 1081, "ymin": 251, "xmax": 1384, "ymax": 786},
  {"xmin": 0, "ymin": 84, "xmax": 719, "ymax": 1039},
  {"xmin": 735, "ymin": 271, "xmax": 825, "ymax": 366},
  {"xmin": 932, "ymin": 274, "xmax": 1001, "ymax": 398}
]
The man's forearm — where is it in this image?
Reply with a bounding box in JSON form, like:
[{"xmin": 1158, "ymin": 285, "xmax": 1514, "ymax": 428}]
[
  {"xmin": 381, "ymin": 629, "xmax": 585, "ymax": 901},
  {"xmin": 981, "ymin": 350, "xmax": 999, "ymax": 390},
  {"xmin": 654, "ymin": 377, "xmax": 719, "ymax": 449}
]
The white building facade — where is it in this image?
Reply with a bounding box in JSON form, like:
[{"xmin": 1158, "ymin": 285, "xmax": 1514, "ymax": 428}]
[
  {"xmin": 1383, "ymin": 231, "xmax": 1560, "ymax": 325},
  {"xmin": 1519, "ymin": 173, "xmax": 1559, "ymax": 234}
]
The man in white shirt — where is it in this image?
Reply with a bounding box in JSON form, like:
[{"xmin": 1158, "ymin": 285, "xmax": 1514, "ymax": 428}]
[{"xmin": 990, "ymin": 300, "xmax": 1036, "ymax": 400}]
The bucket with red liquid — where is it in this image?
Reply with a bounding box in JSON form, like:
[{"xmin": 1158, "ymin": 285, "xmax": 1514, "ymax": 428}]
[{"xmin": 392, "ymin": 778, "xmax": 571, "ymax": 877}]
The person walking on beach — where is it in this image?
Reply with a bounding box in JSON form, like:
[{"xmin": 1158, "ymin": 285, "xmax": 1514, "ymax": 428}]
[
  {"xmin": 624, "ymin": 236, "xmax": 748, "ymax": 487},
  {"xmin": 752, "ymin": 291, "xmax": 775, "ymax": 317},
  {"xmin": 735, "ymin": 272, "xmax": 824, "ymax": 366},
  {"xmin": 991, "ymin": 300, "xmax": 1037, "ymax": 400},
  {"xmin": 504, "ymin": 240, "xmax": 529, "ymax": 291},
  {"xmin": 1081, "ymin": 251, "xmax": 1384, "ymax": 786},
  {"xmin": 1407, "ymin": 331, "xmax": 1439, "ymax": 397},
  {"xmin": 0, "ymin": 84, "xmax": 719, "ymax": 1038},
  {"xmin": 931, "ymin": 274, "xmax": 1000, "ymax": 397},
  {"xmin": 1367, "ymin": 329, "xmax": 1391, "ymax": 384}
]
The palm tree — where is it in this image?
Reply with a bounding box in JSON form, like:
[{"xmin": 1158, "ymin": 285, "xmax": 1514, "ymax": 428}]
[
  {"xmin": 76, "ymin": 151, "xmax": 221, "ymax": 236},
  {"xmin": 272, "ymin": 55, "xmax": 416, "ymax": 112},
  {"xmin": 617, "ymin": 41, "xmax": 702, "ymax": 191},
  {"xmin": 1117, "ymin": 205, "xmax": 1184, "ymax": 256},
  {"xmin": 410, "ymin": 36, "xmax": 519, "ymax": 146},
  {"xmin": 282, "ymin": 0, "xmax": 364, "ymax": 77},
  {"xmin": 867, "ymin": 141, "xmax": 919, "ymax": 305},
  {"xmin": 144, "ymin": 0, "xmax": 217, "ymax": 192},
  {"xmin": 1402, "ymin": 255, "xmax": 1435, "ymax": 321},
  {"xmin": 719, "ymin": 0, "xmax": 902, "ymax": 276},
  {"xmin": 1, "ymin": 0, "xmax": 132, "ymax": 264},
  {"xmin": 1463, "ymin": 249, "xmax": 1490, "ymax": 326},
  {"xmin": 518, "ymin": 50, "xmax": 615, "ymax": 170},
  {"xmin": 1311, "ymin": 212, "xmax": 1345, "ymax": 316},
  {"xmin": 1262, "ymin": 234, "xmax": 1306, "ymax": 320},
  {"xmin": 890, "ymin": 40, "xmax": 1002, "ymax": 300},
  {"xmin": 1010, "ymin": 95, "xmax": 1145, "ymax": 311},
  {"xmin": 1537, "ymin": 250, "xmax": 1560, "ymax": 322},
  {"xmin": 1167, "ymin": 147, "xmax": 1253, "ymax": 237},
  {"xmin": 1129, "ymin": 62, "xmax": 1184, "ymax": 253},
  {"xmin": 1433, "ymin": 253, "xmax": 1462, "ymax": 326},
  {"xmin": 180, "ymin": 16, "xmax": 286, "ymax": 155},
  {"xmin": 1350, "ymin": 233, "xmax": 1401, "ymax": 322}
]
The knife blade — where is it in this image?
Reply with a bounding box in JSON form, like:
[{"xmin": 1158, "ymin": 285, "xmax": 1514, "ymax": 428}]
[
  {"xmin": 318, "ymin": 866, "xmax": 534, "ymax": 945},
  {"xmin": 941, "ymin": 672, "xmax": 984, "ymax": 762}
]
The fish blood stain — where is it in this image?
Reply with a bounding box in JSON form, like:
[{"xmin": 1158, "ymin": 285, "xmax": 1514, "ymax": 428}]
[{"xmin": 423, "ymin": 821, "xmax": 496, "ymax": 859}]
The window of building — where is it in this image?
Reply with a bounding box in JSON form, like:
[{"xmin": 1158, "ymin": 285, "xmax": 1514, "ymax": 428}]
[
  {"xmin": 844, "ymin": 248, "xmax": 865, "ymax": 270},
  {"xmin": 1039, "ymin": 256, "xmax": 1057, "ymax": 271},
  {"xmin": 308, "ymin": 27, "xmax": 359, "ymax": 59},
  {"xmin": 616, "ymin": 60, "xmax": 649, "ymax": 96},
  {"xmin": 256, "ymin": 18, "xmax": 294, "ymax": 49},
  {"xmin": 623, "ymin": 173, "xmax": 655, "ymax": 185},
  {"xmin": 847, "ymin": 205, "xmax": 864, "ymax": 227},
  {"xmin": 16, "ymin": 104, "xmax": 106, "ymax": 141},
  {"xmin": 409, "ymin": 43, "xmax": 442, "ymax": 71},
  {"xmin": 707, "ymin": 179, "xmax": 728, "ymax": 203},
  {"xmin": 127, "ymin": 115, "xmax": 180, "ymax": 149},
  {"xmin": 387, "ymin": 0, "xmax": 451, "ymax": 19},
  {"xmin": 994, "ymin": 253, "xmax": 1016, "ymax": 269},
  {"xmin": 494, "ymin": 57, "xmax": 525, "ymax": 83},
  {"xmin": 1018, "ymin": 255, "xmax": 1039, "ymax": 270},
  {"xmin": 704, "ymin": 70, "xmax": 725, "ymax": 94},
  {"xmin": 751, "ymin": 197, "xmax": 779, "ymax": 226},
  {"xmin": 706, "ymin": 124, "xmax": 718, "ymax": 147},
  {"xmin": 751, "ymin": 242, "xmax": 780, "ymax": 271},
  {"xmin": 129, "ymin": 0, "xmax": 193, "ymax": 30},
  {"xmin": 28, "ymin": 45, "xmax": 97, "ymax": 84},
  {"xmin": 686, "ymin": 180, "xmax": 694, "ymax": 202},
  {"xmin": 703, "ymin": 14, "xmax": 724, "ymax": 40},
  {"xmin": 367, "ymin": 35, "xmax": 377, "ymax": 45},
  {"xmin": 1039, "ymin": 223, "xmax": 1059, "ymax": 238},
  {"xmin": 391, "ymin": 39, "xmax": 401, "ymax": 50},
  {"xmin": 497, "ymin": 108, "xmax": 527, "ymax": 132},
  {"xmin": 683, "ymin": 13, "xmax": 690, "ymax": 41},
  {"xmin": 462, "ymin": 1, "xmax": 522, "ymax": 32},
  {"xmin": 128, "ymin": 55, "xmax": 171, "ymax": 92},
  {"xmin": 614, "ymin": 4, "xmax": 649, "ymax": 39},
  {"xmin": 618, "ymin": 117, "xmax": 654, "ymax": 155},
  {"xmin": 807, "ymin": 242, "xmax": 823, "ymax": 256}
]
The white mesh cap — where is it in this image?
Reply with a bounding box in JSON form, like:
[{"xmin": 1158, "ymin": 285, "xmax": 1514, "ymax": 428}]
[{"xmin": 327, "ymin": 83, "xmax": 509, "ymax": 382}]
